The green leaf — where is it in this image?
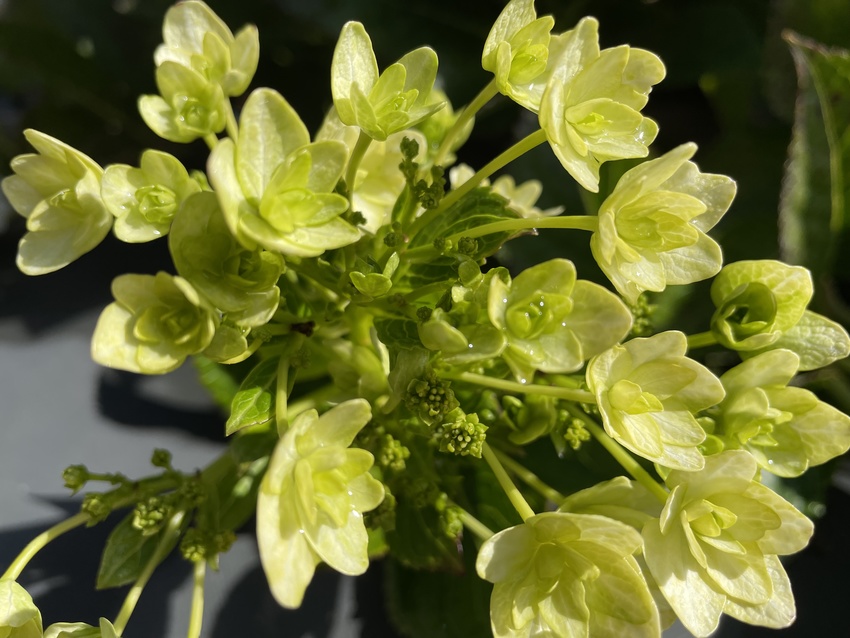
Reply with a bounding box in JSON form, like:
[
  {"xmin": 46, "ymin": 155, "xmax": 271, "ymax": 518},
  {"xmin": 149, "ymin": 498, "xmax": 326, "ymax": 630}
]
[
  {"xmin": 384, "ymin": 538, "xmax": 492, "ymax": 638},
  {"xmin": 225, "ymin": 357, "xmax": 278, "ymax": 435},
  {"xmin": 374, "ymin": 317, "xmax": 423, "ymax": 351},
  {"xmin": 404, "ymin": 188, "xmax": 520, "ymax": 287},
  {"xmin": 96, "ymin": 513, "xmax": 177, "ymax": 589},
  {"xmin": 780, "ymin": 33, "xmax": 850, "ymax": 277}
]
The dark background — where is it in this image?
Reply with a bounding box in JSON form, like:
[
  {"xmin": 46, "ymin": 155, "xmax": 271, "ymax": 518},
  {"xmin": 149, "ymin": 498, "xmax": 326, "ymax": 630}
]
[{"xmin": 1, "ymin": 0, "xmax": 849, "ymax": 635}]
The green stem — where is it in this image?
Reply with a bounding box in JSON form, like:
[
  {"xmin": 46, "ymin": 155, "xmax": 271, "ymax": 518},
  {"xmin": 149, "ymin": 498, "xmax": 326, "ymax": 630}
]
[
  {"xmin": 224, "ymin": 100, "xmax": 239, "ymax": 142},
  {"xmin": 408, "ymin": 128, "xmax": 548, "ymax": 238},
  {"xmin": 433, "ymin": 79, "xmax": 499, "ymax": 167},
  {"xmin": 687, "ymin": 331, "xmax": 718, "ymax": 350},
  {"xmin": 567, "ymin": 406, "xmax": 668, "ymax": 503},
  {"xmin": 345, "ymin": 130, "xmax": 373, "ymax": 197},
  {"xmin": 446, "ymin": 215, "xmax": 597, "ymax": 243},
  {"xmin": 455, "ymin": 506, "xmax": 495, "ymax": 541},
  {"xmin": 443, "ymin": 370, "xmax": 595, "ymax": 404},
  {"xmin": 186, "ymin": 559, "xmax": 206, "ymax": 638},
  {"xmin": 274, "ymin": 333, "xmax": 305, "ymax": 436},
  {"xmin": 493, "ymin": 449, "xmax": 565, "ymax": 504},
  {"xmin": 113, "ymin": 510, "xmax": 186, "ymax": 635},
  {"xmin": 1, "ymin": 511, "xmax": 89, "ymax": 581},
  {"xmin": 203, "ymin": 134, "xmax": 218, "ymax": 151},
  {"xmin": 482, "ymin": 443, "xmax": 536, "ymax": 522}
]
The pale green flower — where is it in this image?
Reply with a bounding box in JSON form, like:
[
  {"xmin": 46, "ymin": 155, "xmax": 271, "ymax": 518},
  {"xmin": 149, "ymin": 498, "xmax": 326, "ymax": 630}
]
[
  {"xmin": 0, "ymin": 579, "xmax": 42, "ymax": 638},
  {"xmin": 43, "ymin": 618, "xmax": 121, "ymax": 638},
  {"xmin": 138, "ymin": 61, "xmax": 227, "ymax": 143},
  {"xmin": 538, "ymin": 17, "xmax": 665, "ymax": 192},
  {"xmin": 590, "ymin": 143, "xmax": 736, "ymax": 304},
  {"xmin": 2, "ymin": 129, "xmax": 111, "ymax": 275},
  {"xmin": 481, "ymin": 0, "xmax": 556, "ymax": 112},
  {"xmin": 643, "ymin": 451, "xmax": 813, "ymax": 637},
  {"xmin": 257, "ymin": 399, "xmax": 385, "ymax": 608},
  {"xmin": 489, "ymin": 258, "xmax": 633, "ymax": 381},
  {"xmin": 317, "ymin": 109, "xmax": 427, "ymax": 233},
  {"xmin": 476, "ymin": 511, "xmax": 660, "ymax": 638},
  {"xmin": 102, "ymin": 149, "xmax": 201, "ymax": 242},
  {"xmin": 169, "ymin": 191, "xmax": 283, "ymax": 327},
  {"xmin": 331, "ymin": 21, "xmax": 443, "ymax": 141},
  {"xmin": 208, "ymin": 88, "xmax": 360, "ymax": 257},
  {"xmin": 709, "ymin": 349, "xmax": 850, "ymax": 477},
  {"xmin": 710, "ymin": 259, "xmax": 850, "ymax": 370},
  {"xmin": 587, "ymin": 331, "xmax": 725, "ymax": 470},
  {"xmin": 91, "ymin": 271, "xmax": 217, "ymax": 375},
  {"xmin": 449, "ymin": 164, "xmax": 564, "ymax": 218},
  {"xmin": 154, "ymin": 0, "xmax": 259, "ymax": 97}
]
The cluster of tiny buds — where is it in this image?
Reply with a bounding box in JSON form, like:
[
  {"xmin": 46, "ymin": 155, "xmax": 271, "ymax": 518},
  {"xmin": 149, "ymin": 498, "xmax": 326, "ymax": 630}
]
[
  {"xmin": 436, "ymin": 410, "xmax": 488, "ymax": 458},
  {"xmin": 179, "ymin": 528, "xmax": 237, "ymax": 562}
]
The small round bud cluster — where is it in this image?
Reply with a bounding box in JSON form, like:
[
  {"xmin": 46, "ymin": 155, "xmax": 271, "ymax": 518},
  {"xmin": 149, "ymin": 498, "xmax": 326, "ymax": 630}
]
[
  {"xmin": 628, "ymin": 293, "xmax": 655, "ymax": 337},
  {"xmin": 433, "ymin": 237, "xmax": 449, "ymax": 253},
  {"xmin": 383, "ymin": 222, "xmax": 405, "ymax": 247},
  {"xmin": 435, "ymin": 493, "xmax": 463, "ymax": 539},
  {"xmin": 377, "ymin": 433, "xmax": 410, "ymax": 472},
  {"xmin": 150, "ymin": 448, "xmax": 173, "ymax": 469},
  {"xmin": 133, "ymin": 496, "xmax": 171, "ymax": 536},
  {"xmin": 436, "ymin": 410, "xmax": 487, "ymax": 458},
  {"xmin": 416, "ymin": 306, "xmax": 433, "ymax": 322},
  {"xmin": 457, "ymin": 236, "xmax": 479, "ymax": 255},
  {"xmin": 82, "ymin": 493, "xmax": 112, "ymax": 525},
  {"xmin": 179, "ymin": 528, "xmax": 237, "ymax": 562},
  {"xmin": 564, "ymin": 418, "xmax": 591, "ymax": 451},
  {"xmin": 63, "ymin": 464, "xmax": 90, "ymax": 494},
  {"xmin": 365, "ymin": 489, "xmax": 397, "ymax": 532},
  {"xmin": 177, "ymin": 477, "xmax": 206, "ymax": 508},
  {"xmin": 405, "ymin": 370, "xmax": 459, "ymax": 424}
]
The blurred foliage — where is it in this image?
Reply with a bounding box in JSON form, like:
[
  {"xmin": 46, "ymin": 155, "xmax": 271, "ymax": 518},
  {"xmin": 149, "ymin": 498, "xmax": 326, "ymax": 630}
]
[{"xmin": 3, "ymin": 0, "xmax": 850, "ymax": 635}]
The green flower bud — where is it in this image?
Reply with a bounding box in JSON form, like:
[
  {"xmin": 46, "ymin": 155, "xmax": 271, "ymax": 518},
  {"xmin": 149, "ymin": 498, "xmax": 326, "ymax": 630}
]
[
  {"xmin": 436, "ymin": 409, "xmax": 487, "ymax": 458},
  {"xmin": 91, "ymin": 272, "xmax": 217, "ymax": 375},
  {"xmin": 133, "ymin": 496, "xmax": 171, "ymax": 536},
  {"xmin": 82, "ymin": 494, "xmax": 112, "ymax": 525},
  {"xmin": 404, "ymin": 369, "xmax": 459, "ymax": 424},
  {"xmin": 62, "ymin": 464, "xmax": 90, "ymax": 494},
  {"xmin": 0, "ymin": 579, "xmax": 43, "ymax": 638},
  {"xmin": 2, "ymin": 129, "xmax": 111, "ymax": 275},
  {"xmin": 150, "ymin": 448, "xmax": 173, "ymax": 469},
  {"xmin": 377, "ymin": 433, "xmax": 410, "ymax": 472}
]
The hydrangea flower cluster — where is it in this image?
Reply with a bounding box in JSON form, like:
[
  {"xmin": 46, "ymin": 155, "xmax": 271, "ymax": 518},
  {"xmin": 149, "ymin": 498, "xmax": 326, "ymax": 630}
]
[{"xmin": 3, "ymin": 1, "xmax": 849, "ymax": 636}]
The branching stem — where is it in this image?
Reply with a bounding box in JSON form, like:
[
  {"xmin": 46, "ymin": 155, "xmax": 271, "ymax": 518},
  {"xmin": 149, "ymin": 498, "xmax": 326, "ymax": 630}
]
[
  {"xmin": 113, "ymin": 510, "xmax": 186, "ymax": 635},
  {"xmin": 433, "ymin": 79, "xmax": 499, "ymax": 167},
  {"xmin": 442, "ymin": 370, "xmax": 595, "ymax": 404}
]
